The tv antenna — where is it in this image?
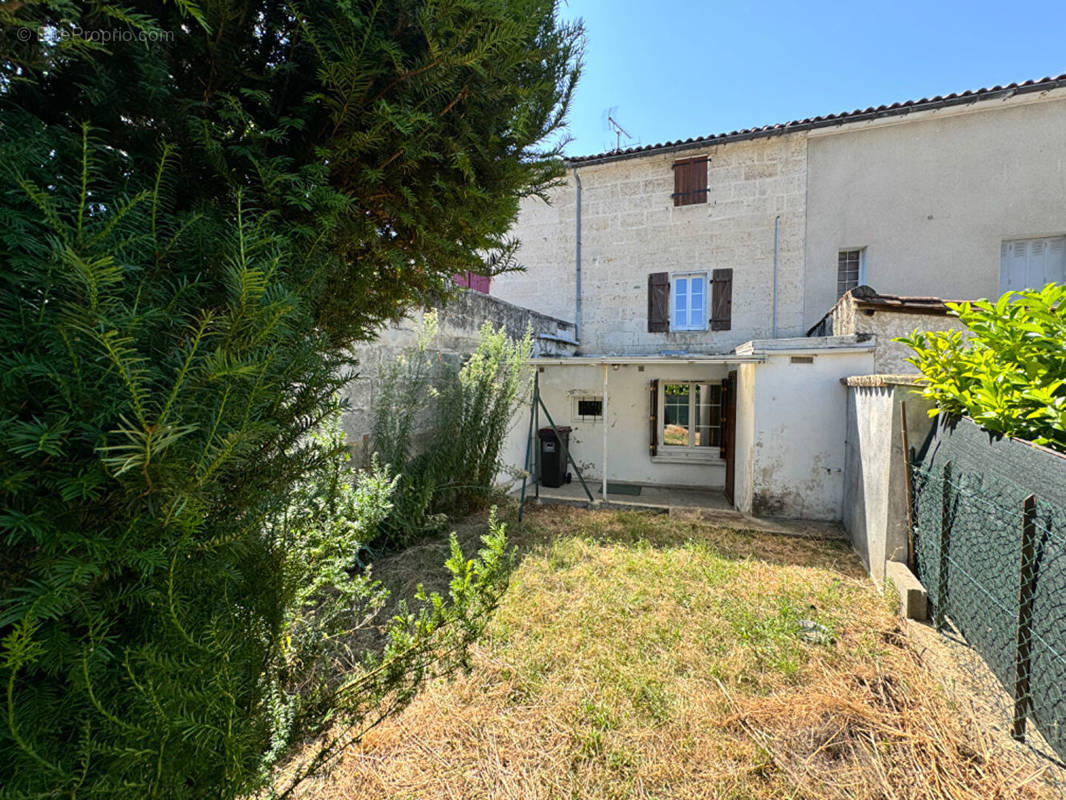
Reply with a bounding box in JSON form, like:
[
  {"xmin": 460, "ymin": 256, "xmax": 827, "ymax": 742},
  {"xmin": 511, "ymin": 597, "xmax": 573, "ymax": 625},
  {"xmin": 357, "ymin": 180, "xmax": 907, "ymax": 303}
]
[{"xmin": 601, "ymin": 106, "xmax": 634, "ymax": 152}]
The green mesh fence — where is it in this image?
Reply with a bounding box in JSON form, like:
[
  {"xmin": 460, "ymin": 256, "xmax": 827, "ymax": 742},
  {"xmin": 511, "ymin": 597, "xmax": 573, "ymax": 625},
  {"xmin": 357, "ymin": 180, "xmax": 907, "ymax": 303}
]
[{"xmin": 911, "ymin": 417, "xmax": 1066, "ymax": 765}]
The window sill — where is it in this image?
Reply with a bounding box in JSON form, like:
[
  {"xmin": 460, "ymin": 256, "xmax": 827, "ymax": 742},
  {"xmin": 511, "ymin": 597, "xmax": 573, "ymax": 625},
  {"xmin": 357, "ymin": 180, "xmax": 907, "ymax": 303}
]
[{"xmin": 652, "ymin": 451, "xmax": 725, "ymax": 466}]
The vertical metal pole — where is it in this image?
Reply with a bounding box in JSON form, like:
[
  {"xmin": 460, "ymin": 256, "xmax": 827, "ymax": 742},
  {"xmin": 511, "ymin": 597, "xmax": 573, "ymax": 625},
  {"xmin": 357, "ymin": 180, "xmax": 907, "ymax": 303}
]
[
  {"xmin": 601, "ymin": 364, "xmax": 608, "ymax": 502},
  {"xmin": 517, "ymin": 369, "xmax": 538, "ymax": 522},
  {"xmin": 534, "ymin": 370, "xmax": 540, "ymax": 499},
  {"xmin": 772, "ymin": 215, "xmax": 780, "ymax": 339},
  {"xmin": 1012, "ymin": 493, "xmax": 1038, "ymax": 741},
  {"xmin": 572, "ymin": 168, "xmax": 582, "ymax": 344},
  {"xmin": 935, "ymin": 461, "xmax": 953, "ymax": 630}
]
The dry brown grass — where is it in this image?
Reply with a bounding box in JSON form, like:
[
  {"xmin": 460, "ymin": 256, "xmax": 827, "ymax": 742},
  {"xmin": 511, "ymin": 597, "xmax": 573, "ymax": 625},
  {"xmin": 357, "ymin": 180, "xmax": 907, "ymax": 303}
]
[{"xmin": 294, "ymin": 505, "xmax": 1055, "ymax": 800}]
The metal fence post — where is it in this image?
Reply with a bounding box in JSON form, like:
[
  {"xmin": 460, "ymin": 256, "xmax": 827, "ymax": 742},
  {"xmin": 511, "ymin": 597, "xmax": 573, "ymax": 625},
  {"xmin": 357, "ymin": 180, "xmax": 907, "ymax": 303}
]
[
  {"xmin": 1012, "ymin": 493, "xmax": 1038, "ymax": 742},
  {"xmin": 935, "ymin": 461, "xmax": 953, "ymax": 630}
]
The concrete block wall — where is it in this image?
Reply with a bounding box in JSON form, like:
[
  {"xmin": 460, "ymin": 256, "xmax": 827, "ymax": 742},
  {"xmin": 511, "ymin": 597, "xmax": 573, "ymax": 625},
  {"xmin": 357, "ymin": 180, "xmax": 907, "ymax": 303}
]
[
  {"xmin": 842, "ymin": 377, "xmax": 936, "ymax": 581},
  {"xmin": 828, "ymin": 293, "xmax": 970, "ymax": 373},
  {"xmin": 493, "ymin": 132, "xmax": 809, "ymax": 355}
]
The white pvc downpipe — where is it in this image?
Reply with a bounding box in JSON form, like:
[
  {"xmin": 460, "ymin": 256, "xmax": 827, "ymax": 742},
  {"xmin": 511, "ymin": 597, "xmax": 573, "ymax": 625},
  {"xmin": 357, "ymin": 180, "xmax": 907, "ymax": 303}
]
[
  {"xmin": 772, "ymin": 215, "xmax": 780, "ymax": 339},
  {"xmin": 573, "ymin": 167, "xmax": 582, "ymax": 345}
]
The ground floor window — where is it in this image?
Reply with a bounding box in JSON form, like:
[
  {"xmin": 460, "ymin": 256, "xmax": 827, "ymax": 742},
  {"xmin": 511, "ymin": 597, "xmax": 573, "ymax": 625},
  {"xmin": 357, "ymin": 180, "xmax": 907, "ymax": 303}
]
[
  {"xmin": 660, "ymin": 382, "xmax": 721, "ymax": 449},
  {"xmin": 572, "ymin": 396, "xmax": 603, "ymax": 421}
]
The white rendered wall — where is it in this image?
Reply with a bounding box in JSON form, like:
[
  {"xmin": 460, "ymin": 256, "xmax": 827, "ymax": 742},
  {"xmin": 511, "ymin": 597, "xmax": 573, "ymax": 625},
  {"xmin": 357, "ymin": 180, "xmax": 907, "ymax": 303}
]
[
  {"xmin": 804, "ymin": 90, "xmax": 1066, "ymax": 328},
  {"xmin": 744, "ymin": 348, "xmax": 875, "ymax": 520},
  {"xmin": 508, "ymin": 363, "xmax": 731, "ymax": 488}
]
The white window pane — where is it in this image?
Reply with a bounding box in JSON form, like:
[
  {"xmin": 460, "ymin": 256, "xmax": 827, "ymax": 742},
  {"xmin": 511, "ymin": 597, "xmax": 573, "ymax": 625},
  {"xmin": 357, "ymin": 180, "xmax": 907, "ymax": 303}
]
[{"xmin": 673, "ymin": 278, "xmax": 688, "ymax": 327}]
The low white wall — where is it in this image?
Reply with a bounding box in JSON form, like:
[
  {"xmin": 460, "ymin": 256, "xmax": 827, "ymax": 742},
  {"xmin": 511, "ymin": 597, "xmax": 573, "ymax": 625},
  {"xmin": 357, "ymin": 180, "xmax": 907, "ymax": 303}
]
[
  {"xmin": 842, "ymin": 377, "xmax": 936, "ymax": 581},
  {"xmin": 507, "ymin": 339, "xmax": 876, "ymax": 519},
  {"xmin": 738, "ymin": 345, "xmax": 875, "ymax": 520}
]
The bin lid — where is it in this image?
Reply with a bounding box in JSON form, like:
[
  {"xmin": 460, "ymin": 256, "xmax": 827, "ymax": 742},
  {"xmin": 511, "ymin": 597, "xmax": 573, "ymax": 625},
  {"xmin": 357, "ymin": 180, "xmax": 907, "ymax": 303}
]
[{"xmin": 538, "ymin": 426, "xmax": 572, "ymax": 435}]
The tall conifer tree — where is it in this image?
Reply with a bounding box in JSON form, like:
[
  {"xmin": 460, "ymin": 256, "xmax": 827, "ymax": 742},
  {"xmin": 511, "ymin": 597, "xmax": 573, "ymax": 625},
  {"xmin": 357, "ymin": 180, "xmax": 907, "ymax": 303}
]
[{"xmin": 0, "ymin": 1, "xmax": 581, "ymax": 796}]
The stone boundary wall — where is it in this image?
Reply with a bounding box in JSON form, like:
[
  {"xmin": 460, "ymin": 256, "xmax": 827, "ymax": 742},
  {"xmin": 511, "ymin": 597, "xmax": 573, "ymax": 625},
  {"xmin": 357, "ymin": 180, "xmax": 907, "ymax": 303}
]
[{"xmin": 340, "ymin": 290, "xmax": 575, "ymax": 459}]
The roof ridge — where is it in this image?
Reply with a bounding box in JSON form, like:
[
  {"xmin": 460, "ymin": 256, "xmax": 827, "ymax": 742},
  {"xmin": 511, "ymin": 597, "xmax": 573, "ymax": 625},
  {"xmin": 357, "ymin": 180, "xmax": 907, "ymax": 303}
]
[{"xmin": 567, "ymin": 73, "xmax": 1066, "ymax": 166}]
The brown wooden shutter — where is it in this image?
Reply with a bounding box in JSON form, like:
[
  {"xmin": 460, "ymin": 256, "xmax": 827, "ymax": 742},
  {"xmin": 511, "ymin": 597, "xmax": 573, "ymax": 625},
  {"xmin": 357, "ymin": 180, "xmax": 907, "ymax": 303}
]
[
  {"xmin": 673, "ymin": 161, "xmax": 686, "ymax": 206},
  {"xmin": 647, "ymin": 272, "xmax": 669, "ymax": 332},
  {"xmin": 649, "ymin": 379, "xmax": 659, "ymax": 457},
  {"xmin": 722, "ymin": 371, "xmax": 737, "ymax": 503},
  {"xmin": 719, "ymin": 375, "xmax": 730, "ymax": 460},
  {"xmin": 672, "ymin": 157, "xmax": 708, "ymax": 206},
  {"xmin": 711, "ymin": 268, "xmax": 732, "ymax": 331}
]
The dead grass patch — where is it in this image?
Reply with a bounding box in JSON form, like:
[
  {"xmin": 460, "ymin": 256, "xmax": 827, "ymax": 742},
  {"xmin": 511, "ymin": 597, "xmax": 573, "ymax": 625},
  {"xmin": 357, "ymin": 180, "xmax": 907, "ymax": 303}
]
[{"xmin": 294, "ymin": 505, "xmax": 1055, "ymax": 800}]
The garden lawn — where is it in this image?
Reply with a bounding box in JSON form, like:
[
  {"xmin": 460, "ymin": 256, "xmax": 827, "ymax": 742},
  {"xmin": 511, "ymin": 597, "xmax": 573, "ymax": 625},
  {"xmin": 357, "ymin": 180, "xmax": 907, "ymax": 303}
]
[{"xmin": 295, "ymin": 506, "xmax": 1053, "ymax": 800}]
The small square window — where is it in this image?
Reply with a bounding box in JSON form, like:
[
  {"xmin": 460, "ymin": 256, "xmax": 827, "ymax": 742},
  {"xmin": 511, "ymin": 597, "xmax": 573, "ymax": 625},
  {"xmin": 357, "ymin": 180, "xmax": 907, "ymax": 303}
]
[
  {"xmin": 837, "ymin": 249, "xmax": 866, "ymax": 298},
  {"xmin": 573, "ymin": 397, "xmax": 603, "ymax": 420}
]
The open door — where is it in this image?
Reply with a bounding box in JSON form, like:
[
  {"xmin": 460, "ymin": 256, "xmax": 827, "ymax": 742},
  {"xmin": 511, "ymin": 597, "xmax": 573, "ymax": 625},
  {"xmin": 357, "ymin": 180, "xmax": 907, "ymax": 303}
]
[{"xmin": 722, "ymin": 370, "xmax": 737, "ymax": 505}]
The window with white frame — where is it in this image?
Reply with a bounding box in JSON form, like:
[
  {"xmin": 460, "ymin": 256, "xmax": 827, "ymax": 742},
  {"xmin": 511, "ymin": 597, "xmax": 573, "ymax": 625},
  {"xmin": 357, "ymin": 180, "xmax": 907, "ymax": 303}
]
[
  {"xmin": 671, "ymin": 272, "xmax": 707, "ymax": 331},
  {"xmin": 1000, "ymin": 236, "xmax": 1066, "ymax": 294},
  {"xmin": 837, "ymin": 248, "xmax": 866, "ymax": 298},
  {"xmin": 659, "ymin": 382, "xmax": 721, "ymax": 451}
]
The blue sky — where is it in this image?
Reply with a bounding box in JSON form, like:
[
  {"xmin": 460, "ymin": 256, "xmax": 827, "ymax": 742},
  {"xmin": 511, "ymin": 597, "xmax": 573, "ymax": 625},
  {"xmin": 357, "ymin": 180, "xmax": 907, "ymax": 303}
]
[{"xmin": 558, "ymin": 0, "xmax": 1066, "ymax": 156}]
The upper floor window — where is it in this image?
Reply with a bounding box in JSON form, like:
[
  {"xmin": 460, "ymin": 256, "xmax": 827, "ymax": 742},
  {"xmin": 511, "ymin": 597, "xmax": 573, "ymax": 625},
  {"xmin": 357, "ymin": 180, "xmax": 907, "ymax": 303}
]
[
  {"xmin": 837, "ymin": 248, "xmax": 866, "ymax": 298},
  {"xmin": 1000, "ymin": 236, "xmax": 1066, "ymax": 294},
  {"xmin": 671, "ymin": 272, "xmax": 707, "ymax": 331},
  {"xmin": 647, "ymin": 269, "xmax": 732, "ymax": 333},
  {"xmin": 672, "ymin": 157, "xmax": 708, "ymax": 206}
]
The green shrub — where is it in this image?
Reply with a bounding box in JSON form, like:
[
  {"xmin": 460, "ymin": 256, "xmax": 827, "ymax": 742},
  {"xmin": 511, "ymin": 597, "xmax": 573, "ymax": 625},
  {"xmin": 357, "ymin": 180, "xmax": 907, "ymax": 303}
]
[
  {"xmin": 371, "ymin": 312, "xmax": 533, "ymax": 548},
  {"xmin": 265, "ymin": 413, "xmax": 513, "ymax": 796},
  {"xmin": 897, "ymin": 283, "xmax": 1066, "ymax": 451}
]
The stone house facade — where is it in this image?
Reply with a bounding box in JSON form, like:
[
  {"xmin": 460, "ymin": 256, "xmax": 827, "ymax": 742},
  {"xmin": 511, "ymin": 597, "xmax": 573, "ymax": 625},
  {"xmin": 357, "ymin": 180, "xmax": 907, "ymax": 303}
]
[
  {"xmin": 493, "ymin": 133, "xmax": 808, "ymax": 354},
  {"xmin": 487, "ymin": 74, "xmax": 1066, "ymax": 521}
]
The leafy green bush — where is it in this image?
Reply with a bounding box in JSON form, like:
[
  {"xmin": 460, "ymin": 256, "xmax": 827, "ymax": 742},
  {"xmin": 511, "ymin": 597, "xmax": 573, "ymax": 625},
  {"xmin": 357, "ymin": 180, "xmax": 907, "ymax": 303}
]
[
  {"xmin": 265, "ymin": 413, "xmax": 513, "ymax": 797},
  {"xmin": 898, "ymin": 283, "xmax": 1066, "ymax": 451},
  {"xmin": 371, "ymin": 312, "xmax": 533, "ymax": 548}
]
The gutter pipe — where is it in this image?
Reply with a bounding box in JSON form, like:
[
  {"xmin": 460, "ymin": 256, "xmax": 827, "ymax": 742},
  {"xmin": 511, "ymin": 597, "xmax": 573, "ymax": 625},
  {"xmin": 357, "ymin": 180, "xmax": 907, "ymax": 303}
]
[
  {"xmin": 573, "ymin": 167, "xmax": 582, "ymax": 345},
  {"xmin": 772, "ymin": 215, "xmax": 780, "ymax": 339}
]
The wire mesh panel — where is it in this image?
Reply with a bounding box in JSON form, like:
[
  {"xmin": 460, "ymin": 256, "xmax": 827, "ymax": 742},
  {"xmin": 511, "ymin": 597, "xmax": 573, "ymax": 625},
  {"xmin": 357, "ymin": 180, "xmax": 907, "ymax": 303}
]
[{"xmin": 911, "ymin": 416, "xmax": 1066, "ymax": 763}]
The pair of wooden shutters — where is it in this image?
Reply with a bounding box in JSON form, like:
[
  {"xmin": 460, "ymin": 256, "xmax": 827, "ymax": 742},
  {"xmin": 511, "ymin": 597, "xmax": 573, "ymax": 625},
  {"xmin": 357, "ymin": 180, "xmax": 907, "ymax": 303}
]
[{"xmin": 647, "ymin": 270, "xmax": 732, "ymax": 332}]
